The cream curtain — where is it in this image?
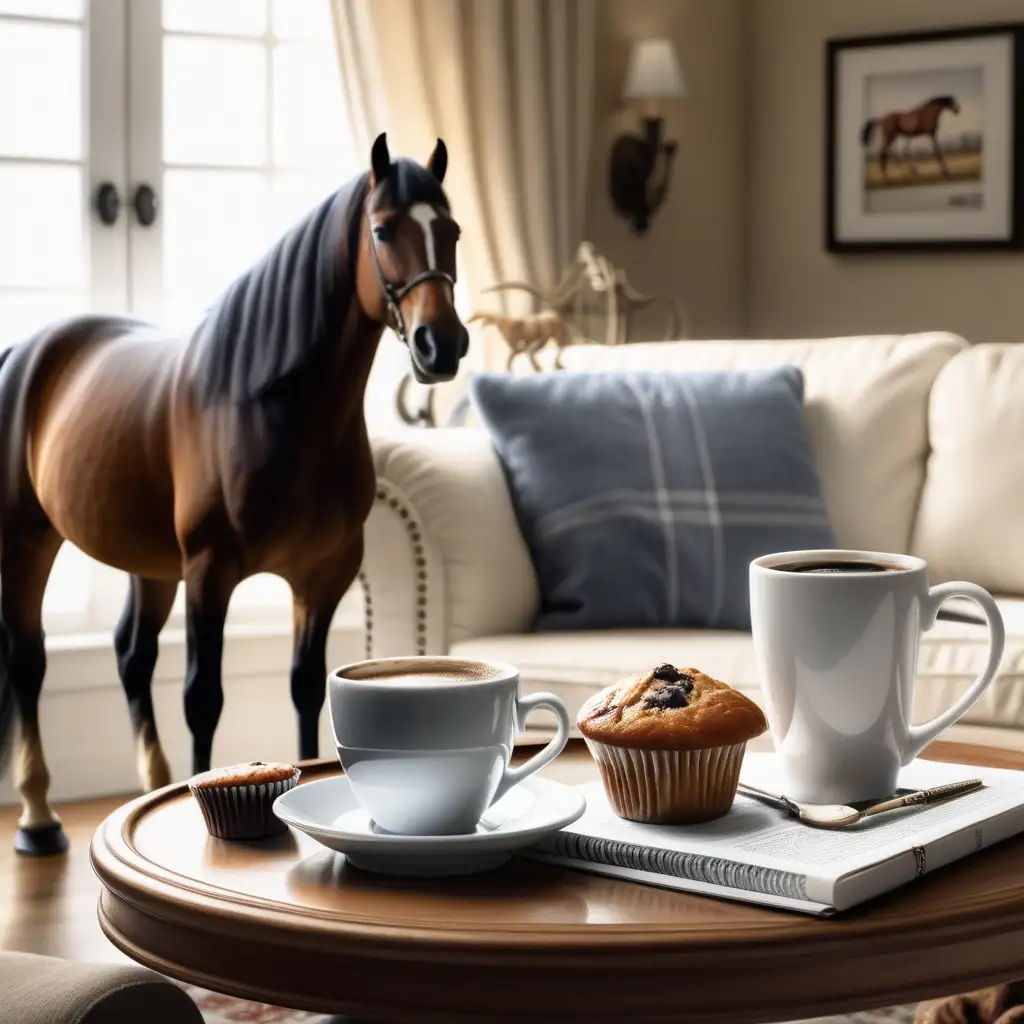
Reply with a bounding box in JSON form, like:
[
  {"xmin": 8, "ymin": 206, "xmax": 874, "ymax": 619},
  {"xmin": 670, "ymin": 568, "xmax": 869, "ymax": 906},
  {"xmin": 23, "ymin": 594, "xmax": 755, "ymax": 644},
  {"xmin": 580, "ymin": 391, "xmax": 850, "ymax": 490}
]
[
  {"xmin": 330, "ymin": 0, "xmax": 597, "ymax": 369},
  {"xmin": 330, "ymin": 0, "xmax": 388, "ymax": 156}
]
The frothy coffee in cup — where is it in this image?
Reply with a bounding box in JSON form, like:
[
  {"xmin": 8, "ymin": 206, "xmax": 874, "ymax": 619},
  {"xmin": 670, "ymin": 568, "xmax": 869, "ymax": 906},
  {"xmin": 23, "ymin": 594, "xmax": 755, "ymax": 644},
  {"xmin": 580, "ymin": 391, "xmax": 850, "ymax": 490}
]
[
  {"xmin": 329, "ymin": 656, "xmax": 571, "ymax": 835},
  {"xmin": 351, "ymin": 660, "xmax": 504, "ymax": 686}
]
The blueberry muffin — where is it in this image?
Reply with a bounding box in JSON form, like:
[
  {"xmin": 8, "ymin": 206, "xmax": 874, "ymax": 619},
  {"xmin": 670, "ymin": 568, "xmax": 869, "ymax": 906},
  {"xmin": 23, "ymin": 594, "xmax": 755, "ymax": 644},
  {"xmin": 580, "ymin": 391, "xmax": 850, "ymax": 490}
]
[
  {"xmin": 189, "ymin": 760, "xmax": 300, "ymax": 840},
  {"xmin": 577, "ymin": 664, "xmax": 767, "ymax": 824}
]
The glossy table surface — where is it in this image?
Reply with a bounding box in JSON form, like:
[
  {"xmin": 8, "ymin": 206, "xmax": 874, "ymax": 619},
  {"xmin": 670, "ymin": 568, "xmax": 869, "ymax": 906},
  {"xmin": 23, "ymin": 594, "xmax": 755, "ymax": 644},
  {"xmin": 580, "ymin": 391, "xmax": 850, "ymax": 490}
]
[{"xmin": 91, "ymin": 739, "xmax": 1024, "ymax": 1023}]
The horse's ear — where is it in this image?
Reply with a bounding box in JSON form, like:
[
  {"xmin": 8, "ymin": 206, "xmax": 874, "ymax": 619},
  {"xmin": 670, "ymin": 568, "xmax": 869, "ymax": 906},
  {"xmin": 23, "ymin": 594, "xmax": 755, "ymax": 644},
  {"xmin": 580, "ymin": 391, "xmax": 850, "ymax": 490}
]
[
  {"xmin": 370, "ymin": 132, "xmax": 391, "ymax": 187},
  {"xmin": 427, "ymin": 139, "xmax": 448, "ymax": 184}
]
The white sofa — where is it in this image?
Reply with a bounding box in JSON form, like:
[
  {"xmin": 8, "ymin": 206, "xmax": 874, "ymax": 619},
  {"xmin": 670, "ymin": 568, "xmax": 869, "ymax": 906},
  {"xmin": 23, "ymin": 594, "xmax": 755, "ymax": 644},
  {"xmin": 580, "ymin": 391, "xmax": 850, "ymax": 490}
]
[{"xmin": 360, "ymin": 333, "xmax": 1024, "ymax": 750}]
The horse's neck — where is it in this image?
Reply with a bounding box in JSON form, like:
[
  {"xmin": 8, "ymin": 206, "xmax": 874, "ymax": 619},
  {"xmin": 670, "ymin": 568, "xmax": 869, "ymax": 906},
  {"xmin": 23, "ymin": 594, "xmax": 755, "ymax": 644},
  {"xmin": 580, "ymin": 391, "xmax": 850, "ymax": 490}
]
[{"xmin": 310, "ymin": 319, "xmax": 384, "ymax": 437}]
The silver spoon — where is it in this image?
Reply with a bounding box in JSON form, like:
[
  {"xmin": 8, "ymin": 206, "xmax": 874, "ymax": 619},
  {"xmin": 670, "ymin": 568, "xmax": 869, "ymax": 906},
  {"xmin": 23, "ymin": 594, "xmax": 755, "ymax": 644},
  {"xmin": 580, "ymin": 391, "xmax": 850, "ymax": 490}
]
[{"xmin": 738, "ymin": 778, "xmax": 983, "ymax": 828}]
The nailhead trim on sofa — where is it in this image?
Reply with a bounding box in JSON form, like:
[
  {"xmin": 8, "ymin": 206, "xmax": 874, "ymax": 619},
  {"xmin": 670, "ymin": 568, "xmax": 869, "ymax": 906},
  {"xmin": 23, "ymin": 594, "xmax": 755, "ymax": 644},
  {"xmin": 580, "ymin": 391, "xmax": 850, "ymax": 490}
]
[{"xmin": 358, "ymin": 484, "xmax": 429, "ymax": 659}]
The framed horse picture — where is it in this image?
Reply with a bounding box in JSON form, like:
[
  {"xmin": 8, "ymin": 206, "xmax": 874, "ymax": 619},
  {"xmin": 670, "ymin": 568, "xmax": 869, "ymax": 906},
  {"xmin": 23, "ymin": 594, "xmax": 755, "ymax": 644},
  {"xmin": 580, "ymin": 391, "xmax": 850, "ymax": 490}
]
[{"xmin": 826, "ymin": 23, "xmax": 1024, "ymax": 252}]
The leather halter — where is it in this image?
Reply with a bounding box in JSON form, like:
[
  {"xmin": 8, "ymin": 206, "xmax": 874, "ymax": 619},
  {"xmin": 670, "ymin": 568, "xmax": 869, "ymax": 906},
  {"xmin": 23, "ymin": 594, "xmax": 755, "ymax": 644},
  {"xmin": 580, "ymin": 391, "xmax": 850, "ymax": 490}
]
[{"xmin": 366, "ymin": 213, "xmax": 455, "ymax": 347}]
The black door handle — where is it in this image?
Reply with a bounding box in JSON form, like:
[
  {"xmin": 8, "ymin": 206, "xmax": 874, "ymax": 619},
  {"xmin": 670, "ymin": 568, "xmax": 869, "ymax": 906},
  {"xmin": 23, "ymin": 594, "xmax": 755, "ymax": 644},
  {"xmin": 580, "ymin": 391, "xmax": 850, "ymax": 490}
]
[
  {"xmin": 94, "ymin": 182, "xmax": 121, "ymax": 226},
  {"xmin": 132, "ymin": 183, "xmax": 159, "ymax": 227}
]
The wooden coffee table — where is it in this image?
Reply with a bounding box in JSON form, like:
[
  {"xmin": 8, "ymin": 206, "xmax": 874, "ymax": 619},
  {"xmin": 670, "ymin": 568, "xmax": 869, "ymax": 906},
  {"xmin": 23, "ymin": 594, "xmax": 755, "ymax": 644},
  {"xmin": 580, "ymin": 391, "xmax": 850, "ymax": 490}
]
[{"xmin": 91, "ymin": 739, "xmax": 1024, "ymax": 1023}]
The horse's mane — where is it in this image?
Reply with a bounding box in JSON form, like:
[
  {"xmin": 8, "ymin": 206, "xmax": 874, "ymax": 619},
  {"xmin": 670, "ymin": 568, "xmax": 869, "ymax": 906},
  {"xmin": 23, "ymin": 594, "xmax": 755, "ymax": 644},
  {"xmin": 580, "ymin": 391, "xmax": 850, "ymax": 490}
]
[
  {"xmin": 192, "ymin": 172, "xmax": 370, "ymax": 407},
  {"xmin": 192, "ymin": 159, "xmax": 450, "ymax": 406},
  {"xmin": 923, "ymin": 94, "xmax": 956, "ymax": 108}
]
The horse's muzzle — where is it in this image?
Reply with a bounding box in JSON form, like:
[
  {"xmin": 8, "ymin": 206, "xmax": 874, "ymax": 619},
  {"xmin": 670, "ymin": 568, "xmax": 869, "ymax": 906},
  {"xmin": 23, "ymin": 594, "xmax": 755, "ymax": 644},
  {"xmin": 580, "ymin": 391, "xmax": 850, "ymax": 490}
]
[{"xmin": 410, "ymin": 323, "xmax": 468, "ymax": 383}]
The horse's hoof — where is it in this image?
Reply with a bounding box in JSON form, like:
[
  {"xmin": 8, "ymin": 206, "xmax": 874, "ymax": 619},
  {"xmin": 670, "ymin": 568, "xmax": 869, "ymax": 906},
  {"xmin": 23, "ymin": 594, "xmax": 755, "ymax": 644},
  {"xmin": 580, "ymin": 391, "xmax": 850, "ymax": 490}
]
[{"xmin": 14, "ymin": 823, "xmax": 69, "ymax": 856}]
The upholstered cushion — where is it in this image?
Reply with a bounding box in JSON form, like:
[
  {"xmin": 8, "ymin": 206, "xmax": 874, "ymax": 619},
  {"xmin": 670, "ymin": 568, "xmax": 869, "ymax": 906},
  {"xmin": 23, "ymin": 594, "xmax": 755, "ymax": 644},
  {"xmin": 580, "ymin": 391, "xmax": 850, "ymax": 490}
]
[
  {"xmin": 469, "ymin": 367, "xmax": 835, "ymax": 631},
  {"xmin": 913, "ymin": 344, "xmax": 1024, "ymax": 595},
  {"xmin": 540, "ymin": 333, "xmax": 965, "ymax": 554},
  {"xmin": 450, "ymin": 596, "xmax": 1024, "ymax": 734},
  {"xmin": 0, "ymin": 951, "xmax": 203, "ymax": 1024}
]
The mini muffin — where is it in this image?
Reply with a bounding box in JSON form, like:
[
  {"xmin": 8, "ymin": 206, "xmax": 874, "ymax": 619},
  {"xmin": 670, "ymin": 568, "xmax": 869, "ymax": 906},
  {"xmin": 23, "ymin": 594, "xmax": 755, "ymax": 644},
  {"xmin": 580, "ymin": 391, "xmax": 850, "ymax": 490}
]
[
  {"xmin": 577, "ymin": 664, "xmax": 767, "ymax": 824},
  {"xmin": 189, "ymin": 760, "xmax": 300, "ymax": 840}
]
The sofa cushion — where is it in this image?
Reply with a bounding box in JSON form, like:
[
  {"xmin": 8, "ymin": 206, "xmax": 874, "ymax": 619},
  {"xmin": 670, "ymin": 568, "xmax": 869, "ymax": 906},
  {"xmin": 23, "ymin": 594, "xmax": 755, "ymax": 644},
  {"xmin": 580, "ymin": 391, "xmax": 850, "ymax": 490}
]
[
  {"xmin": 450, "ymin": 596, "xmax": 1024, "ymax": 733},
  {"xmin": 469, "ymin": 367, "xmax": 835, "ymax": 631},
  {"xmin": 531, "ymin": 333, "xmax": 965, "ymax": 555},
  {"xmin": 913, "ymin": 344, "xmax": 1024, "ymax": 595}
]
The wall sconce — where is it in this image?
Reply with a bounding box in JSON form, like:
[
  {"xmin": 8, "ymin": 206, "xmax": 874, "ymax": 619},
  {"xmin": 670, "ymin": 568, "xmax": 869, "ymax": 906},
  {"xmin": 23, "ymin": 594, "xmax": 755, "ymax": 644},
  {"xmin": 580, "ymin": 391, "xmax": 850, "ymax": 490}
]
[{"xmin": 608, "ymin": 38, "xmax": 687, "ymax": 235}]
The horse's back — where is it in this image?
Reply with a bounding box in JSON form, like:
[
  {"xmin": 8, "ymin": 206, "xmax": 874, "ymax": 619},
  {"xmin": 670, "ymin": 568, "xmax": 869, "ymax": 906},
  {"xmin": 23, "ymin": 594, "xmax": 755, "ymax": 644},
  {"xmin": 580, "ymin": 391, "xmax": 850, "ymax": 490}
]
[
  {"xmin": 1, "ymin": 315, "xmax": 185, "ymax": 579},
  {"xmin": 0, "ymin": 316, "xmax": 138, "ymax": 511}
]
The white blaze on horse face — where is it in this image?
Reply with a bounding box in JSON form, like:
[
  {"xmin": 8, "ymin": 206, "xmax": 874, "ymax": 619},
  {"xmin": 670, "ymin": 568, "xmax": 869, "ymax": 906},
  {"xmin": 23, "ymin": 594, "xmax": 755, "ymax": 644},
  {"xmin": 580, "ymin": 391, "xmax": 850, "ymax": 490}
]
[
  {"xmin": 408, "ymin": 202, "xmax": 451, "ymax": 299},
  {"xmin": 409, "ymin": 202, "xmax": 439, "ymax": 270}
]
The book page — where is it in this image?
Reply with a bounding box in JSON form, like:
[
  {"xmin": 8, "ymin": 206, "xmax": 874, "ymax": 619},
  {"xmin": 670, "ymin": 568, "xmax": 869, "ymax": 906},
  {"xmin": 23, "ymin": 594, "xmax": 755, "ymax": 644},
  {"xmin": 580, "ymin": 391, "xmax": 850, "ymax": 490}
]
[{"xmin": 557, "ymin": 755, "xmax": 1024, "ymax": 884}]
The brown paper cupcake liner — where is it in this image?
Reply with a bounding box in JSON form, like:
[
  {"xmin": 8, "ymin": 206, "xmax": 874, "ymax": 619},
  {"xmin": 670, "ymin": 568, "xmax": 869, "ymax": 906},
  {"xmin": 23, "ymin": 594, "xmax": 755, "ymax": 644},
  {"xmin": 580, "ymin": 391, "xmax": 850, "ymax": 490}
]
[
  {"xmin": 189, "ymin": 771, "xmax": 299, "ymax": 840},
  {"xmin": 582, "ymin": 738, "xmax": 747, "ymax": 824}
]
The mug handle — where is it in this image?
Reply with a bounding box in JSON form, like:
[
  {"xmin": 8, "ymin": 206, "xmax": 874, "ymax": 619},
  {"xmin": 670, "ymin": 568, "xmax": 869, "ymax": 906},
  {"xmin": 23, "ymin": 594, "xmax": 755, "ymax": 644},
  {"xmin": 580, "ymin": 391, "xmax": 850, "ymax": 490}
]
[
  {"xmin": 491, "ymin": 692, "xmax": 571, "ymax": 804},
  {"xmin": 902, "ymin": 581, "xmax": 1005, "ymax": 765}
]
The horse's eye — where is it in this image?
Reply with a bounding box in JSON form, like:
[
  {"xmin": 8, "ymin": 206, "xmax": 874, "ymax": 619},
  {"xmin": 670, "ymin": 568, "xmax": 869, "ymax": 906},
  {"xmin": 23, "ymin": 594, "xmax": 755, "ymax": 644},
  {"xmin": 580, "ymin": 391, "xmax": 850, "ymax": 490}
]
[{"xmin": 373, "ymin": 223, "xmax": 395, "ymax": 244}]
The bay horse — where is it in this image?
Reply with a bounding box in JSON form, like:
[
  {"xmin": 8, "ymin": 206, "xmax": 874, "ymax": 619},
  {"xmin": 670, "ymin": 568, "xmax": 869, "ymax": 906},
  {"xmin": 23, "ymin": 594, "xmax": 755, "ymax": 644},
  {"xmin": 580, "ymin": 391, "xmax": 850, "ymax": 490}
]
[
  {"xmin": 0, "ymin": 133, "xmax": 468, "ymax": 855},
  {"xmin": 861, "ymin": 94, "xmax": 960, "ymax": 178}
]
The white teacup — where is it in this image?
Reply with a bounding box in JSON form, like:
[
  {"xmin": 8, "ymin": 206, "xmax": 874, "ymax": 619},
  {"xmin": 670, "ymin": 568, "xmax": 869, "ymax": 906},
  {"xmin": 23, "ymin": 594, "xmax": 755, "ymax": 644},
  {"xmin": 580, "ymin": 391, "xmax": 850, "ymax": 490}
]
[
  {"xmin": 328, "ymin": 656, "xmax": 570, "ymax": 835},
  {"xmin": 750, "ymin": 549, "xmax": 1005, "ymax": 805}
]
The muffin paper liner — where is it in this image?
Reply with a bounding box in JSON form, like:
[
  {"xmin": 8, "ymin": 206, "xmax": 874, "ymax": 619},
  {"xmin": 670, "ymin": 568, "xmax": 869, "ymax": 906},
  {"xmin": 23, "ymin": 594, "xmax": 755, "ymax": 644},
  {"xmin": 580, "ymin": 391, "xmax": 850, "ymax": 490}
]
[
  {"xmin": 189, "ymin": 771, "xmax": 300, "ymax": 840},
  {"xmin": 582, "ymin": 738, "xmax": 747, "ymax": 824}
]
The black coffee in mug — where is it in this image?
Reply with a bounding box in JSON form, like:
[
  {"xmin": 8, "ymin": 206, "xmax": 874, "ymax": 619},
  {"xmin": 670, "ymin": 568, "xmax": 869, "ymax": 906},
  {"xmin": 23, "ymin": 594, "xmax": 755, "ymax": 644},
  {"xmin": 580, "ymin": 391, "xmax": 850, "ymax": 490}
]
[{"xmin": 777, "ymin": 559, "xmax": 907, "ymax": 574}]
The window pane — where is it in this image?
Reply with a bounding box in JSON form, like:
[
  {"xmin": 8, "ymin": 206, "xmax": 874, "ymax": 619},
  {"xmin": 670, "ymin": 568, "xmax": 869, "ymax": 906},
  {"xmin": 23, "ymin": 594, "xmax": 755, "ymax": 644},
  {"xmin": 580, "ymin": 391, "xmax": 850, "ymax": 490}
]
[
  {"xmin": 162, "ymin": 0, "xmax": 266, "ymax": 36},
  {"xmin": 272, "ymin": 0, "xmax": 332, "ymax": 40},
  {"xmin": 0, "ymin": 21, "xmax": 81, "ymax": 159},
  {"xmin": 0, "ymin": 291, "xmax": 84, "ymax": 347},
  {"xmin": 163, "ymin": 169, "xmax": 268, "ymax": 322},
  {"xmin": 0, "ymin": 0, "xmax": 81, "ymax": 17},
  {"xmin": 0, "ymin": 165, "xmax": 84, "ymax": 288},
  {"xmin": 43, "ymin": 543, "xmax": 91, "ymax": 617},
  {"xmin": 272, "ymin": 42, "xmax": 347, "ymax": 168},
  {"xmin": 164, "ymin": 37, "xmax": 266, "ymax": 166},
  {"xmin": 271, "ymin": 172, "xmax": 339, "ymax": 236}
]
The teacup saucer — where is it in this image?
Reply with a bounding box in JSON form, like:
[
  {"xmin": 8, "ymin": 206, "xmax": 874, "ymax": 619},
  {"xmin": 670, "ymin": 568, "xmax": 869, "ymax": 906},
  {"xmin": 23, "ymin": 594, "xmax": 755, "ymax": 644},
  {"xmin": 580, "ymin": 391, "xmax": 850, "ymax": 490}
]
[{"xmin": 272, "ymin": 775, "xmax": 586, "ymax": 877}]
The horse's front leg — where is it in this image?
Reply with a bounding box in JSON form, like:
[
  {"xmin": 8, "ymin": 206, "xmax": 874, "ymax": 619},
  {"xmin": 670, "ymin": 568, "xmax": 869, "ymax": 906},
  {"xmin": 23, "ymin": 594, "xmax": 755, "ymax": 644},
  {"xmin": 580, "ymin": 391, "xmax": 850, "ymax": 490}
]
[
  {"xmin": 879, "ymin": 128, "xmax": 894, "ymax": 177},
  {"xmin": 182, "ymin": 550, "xmax": 238, "ymax": 774},
  {"xmin": 114, "ymin": 575, "xmax": 178, "ymax": 791},
  {"xmin": 931, "ymin": 132, "xmax": 950, "ymax": 178},
  {"xmin": 289, "ymin": 537, "xmax": 364, "ymax": 760}
]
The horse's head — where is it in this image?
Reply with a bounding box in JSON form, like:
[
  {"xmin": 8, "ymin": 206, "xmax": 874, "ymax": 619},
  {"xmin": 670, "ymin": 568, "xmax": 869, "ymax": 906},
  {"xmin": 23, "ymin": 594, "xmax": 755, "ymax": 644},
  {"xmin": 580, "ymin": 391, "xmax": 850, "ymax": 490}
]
[{"xmin": 358, "ymin": 133, "xmax": 468, "ymax": 384}]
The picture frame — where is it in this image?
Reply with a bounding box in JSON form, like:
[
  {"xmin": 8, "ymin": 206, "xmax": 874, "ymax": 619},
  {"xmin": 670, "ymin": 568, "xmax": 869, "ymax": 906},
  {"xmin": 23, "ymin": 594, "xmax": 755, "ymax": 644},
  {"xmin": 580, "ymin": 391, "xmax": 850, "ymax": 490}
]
[{"xmin": 825, "ymin": 23, "xmax": 1024, "ymax": 252}]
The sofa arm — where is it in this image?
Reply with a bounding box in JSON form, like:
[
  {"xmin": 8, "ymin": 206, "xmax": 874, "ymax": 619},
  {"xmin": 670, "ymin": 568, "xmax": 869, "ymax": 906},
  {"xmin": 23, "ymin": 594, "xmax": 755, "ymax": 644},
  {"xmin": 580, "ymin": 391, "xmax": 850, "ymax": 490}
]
[
  {"xmin": 360, "ymin": 429, "xmax": 539, "ymax": 658},
  {"xmin": 0, "ymin": 951, "xmax": 203, "ymax": 1023}
]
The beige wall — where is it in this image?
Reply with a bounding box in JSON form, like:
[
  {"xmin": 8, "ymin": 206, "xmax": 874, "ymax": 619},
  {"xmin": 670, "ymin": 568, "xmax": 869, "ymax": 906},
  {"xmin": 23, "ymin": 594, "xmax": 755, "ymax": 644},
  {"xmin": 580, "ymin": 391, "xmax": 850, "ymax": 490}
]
[
  {"xmin": 749, "ymin": 0, "xmax": 1024, "ymax": 343},
  {"xmin": 587, "ymin": 0, "xmax": 746, "ymax": 340}
]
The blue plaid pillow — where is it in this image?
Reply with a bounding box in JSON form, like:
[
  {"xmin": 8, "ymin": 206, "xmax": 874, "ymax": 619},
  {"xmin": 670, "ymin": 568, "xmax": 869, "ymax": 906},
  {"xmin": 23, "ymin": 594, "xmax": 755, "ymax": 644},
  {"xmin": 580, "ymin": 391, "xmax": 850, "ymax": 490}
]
[{"xmin": 469, "ymin": 368, "xmax": 836, "ymax": 631}]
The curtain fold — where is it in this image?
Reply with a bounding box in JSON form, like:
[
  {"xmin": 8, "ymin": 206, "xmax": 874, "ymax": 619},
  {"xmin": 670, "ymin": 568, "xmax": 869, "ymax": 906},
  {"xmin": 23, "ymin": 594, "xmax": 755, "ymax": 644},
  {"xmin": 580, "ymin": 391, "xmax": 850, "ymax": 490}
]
[
  {"xmin": 330, "ymin": 0, "xmax": 597, "ymax": 371},
  {"xmin": 330, "ymin": 0, "xmax": 388, "ymax": 155}
]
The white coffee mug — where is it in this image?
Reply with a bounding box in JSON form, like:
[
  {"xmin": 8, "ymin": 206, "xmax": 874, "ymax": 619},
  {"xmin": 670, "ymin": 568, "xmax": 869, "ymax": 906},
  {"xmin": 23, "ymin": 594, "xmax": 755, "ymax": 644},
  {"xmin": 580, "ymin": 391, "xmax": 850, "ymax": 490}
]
[
  {"xmin": 750, "ymin": 549, "xmax": 1005, "ymax": 805},
  {"xmin": 328, "ymin": 656, "xmax": 570, "ymax": 835}
]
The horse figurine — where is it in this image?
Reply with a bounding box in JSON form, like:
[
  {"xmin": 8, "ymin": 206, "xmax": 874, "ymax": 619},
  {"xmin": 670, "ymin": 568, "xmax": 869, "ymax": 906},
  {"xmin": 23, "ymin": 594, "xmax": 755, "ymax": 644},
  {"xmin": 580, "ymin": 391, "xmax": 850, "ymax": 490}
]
[
  {"xmin": 0, "ymin": 133, "xmax": 468, "ymax": 855},
  {"xmin": 467, "ymin": 309, "xmax": 580, "ymax": 370},
  {"xmin": 861, "ymin": 94, "xmax": 960, "ymax": 179}
]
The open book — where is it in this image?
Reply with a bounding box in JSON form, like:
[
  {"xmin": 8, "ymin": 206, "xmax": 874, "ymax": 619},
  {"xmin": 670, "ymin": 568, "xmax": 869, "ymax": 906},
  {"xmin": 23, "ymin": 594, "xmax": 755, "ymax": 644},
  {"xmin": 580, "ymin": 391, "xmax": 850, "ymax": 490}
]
[{"xmin": 526, "ymin": 753, "xmax": 1024, "ymax": 916}]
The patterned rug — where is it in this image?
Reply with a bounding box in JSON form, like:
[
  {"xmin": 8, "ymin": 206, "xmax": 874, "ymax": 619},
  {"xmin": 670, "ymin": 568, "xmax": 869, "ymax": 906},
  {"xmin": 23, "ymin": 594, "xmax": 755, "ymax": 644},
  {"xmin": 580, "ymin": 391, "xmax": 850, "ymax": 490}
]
[{"xmin": 185, "ymin": 986, "xmax": 919, "ymax": 1022}]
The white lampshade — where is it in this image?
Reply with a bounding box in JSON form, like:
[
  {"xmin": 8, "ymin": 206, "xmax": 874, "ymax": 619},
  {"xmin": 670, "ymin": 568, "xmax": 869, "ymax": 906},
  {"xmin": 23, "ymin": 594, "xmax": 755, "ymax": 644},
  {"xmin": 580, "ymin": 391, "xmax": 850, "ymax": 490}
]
[{"xmin": 621, "ymin": 39, "xmax": 687, "ymax": 101}]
